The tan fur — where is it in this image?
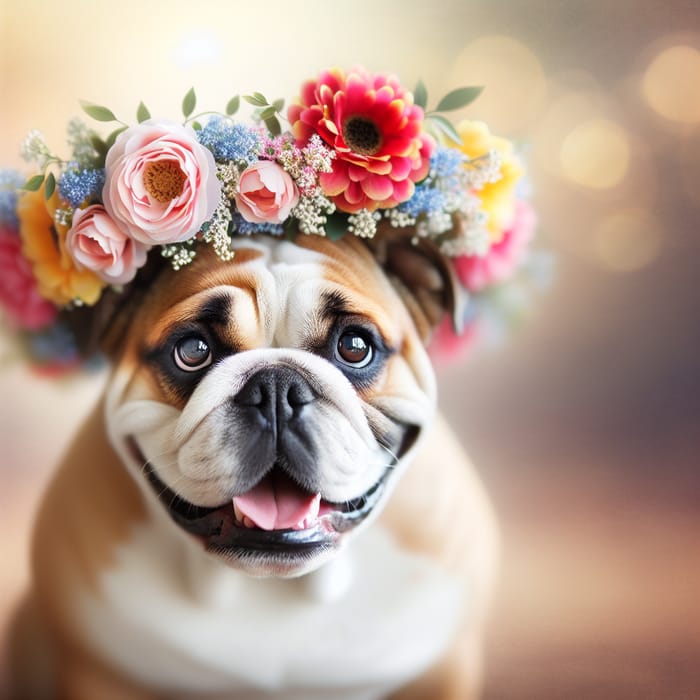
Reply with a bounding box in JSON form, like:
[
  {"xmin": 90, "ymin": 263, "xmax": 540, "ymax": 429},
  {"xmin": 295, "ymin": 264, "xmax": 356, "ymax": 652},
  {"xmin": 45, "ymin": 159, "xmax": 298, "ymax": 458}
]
[{"xmin": 381, "ymin": 414, "xmax": 498, "ymax": 699}]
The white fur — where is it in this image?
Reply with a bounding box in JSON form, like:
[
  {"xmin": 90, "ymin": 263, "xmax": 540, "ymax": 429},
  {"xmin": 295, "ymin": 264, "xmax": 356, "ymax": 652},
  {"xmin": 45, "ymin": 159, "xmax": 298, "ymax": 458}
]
[{"xmin": 76, "ymin": 516, "xmax": 466, "ymax": 700}]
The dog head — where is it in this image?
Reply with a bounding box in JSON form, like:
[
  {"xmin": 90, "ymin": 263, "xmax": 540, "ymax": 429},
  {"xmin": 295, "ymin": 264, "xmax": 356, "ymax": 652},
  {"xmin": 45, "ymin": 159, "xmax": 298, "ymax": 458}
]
[{"xmin": 99, "ymin": 231, "xmax": 457, "ymax": 576}]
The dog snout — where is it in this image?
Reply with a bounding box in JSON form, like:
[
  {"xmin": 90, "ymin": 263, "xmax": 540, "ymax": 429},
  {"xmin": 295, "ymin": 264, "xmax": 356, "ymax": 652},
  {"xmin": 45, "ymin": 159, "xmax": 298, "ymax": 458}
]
[{"xmin": 235, "ymin": 366, "xmax": 316, "ymax": 431}]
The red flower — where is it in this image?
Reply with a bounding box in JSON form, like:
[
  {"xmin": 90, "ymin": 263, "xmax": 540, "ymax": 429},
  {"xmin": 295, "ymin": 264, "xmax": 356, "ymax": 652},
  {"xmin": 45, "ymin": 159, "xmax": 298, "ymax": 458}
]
[
  {"xmin": 289, "ymin": 67, "xmax": 435, "ymax": 213},
  {"xmin": 0, "ymin": 224, "xmax": 57, "ymax": 330}
]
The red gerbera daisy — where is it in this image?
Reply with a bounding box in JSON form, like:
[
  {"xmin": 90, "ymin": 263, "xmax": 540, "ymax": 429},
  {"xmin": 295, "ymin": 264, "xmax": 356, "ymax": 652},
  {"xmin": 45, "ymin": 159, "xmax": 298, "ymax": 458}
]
[{"xmin": 289, "ymin": 67, "xmax": 435, "ymax": 213}]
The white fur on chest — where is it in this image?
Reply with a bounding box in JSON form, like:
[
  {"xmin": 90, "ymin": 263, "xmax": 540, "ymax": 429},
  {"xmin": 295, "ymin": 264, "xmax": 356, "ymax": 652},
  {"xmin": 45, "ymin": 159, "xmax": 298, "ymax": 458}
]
[{"xmin": 77, "ymin": 519, "xmax": 466, "ymax": 700}]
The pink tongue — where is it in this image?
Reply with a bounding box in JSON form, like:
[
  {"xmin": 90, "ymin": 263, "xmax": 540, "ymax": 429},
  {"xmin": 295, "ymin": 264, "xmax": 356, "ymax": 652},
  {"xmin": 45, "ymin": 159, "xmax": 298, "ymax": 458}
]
[{"xmin": 233, "ymin": 472, "xmax": 321, "ymax": 530}]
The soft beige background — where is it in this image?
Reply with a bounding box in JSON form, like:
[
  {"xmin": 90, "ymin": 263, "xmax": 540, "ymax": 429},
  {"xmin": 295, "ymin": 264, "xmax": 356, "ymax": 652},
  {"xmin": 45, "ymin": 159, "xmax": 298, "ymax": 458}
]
[{"xmin": 2, "ymin": 0, "xmax": 700, "ymax": 697}]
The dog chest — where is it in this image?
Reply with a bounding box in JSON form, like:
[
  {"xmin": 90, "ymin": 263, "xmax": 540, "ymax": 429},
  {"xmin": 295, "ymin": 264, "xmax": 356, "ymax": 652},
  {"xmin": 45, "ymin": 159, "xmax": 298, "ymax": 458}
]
[{"xmin": 77, "ymin": 521, "xmax": 466, "ymax": 698}]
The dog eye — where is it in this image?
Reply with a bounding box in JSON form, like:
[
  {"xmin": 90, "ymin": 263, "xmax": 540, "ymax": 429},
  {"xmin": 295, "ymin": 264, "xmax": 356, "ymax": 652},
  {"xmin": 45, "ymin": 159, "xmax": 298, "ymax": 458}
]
[
  {"xmin": 173, "ymin": 336, "xmax": 213, "ymax": 372},
  {"xmin": 336, "ymin": 331, "xmax": 373, "ymax": 368}
]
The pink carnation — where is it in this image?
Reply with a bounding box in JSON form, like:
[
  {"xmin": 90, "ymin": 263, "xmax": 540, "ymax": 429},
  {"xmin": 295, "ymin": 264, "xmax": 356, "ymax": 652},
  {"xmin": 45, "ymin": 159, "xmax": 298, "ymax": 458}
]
[
  {"xmin": 0, "ymin": 224, "xmax": 57, "ymax": 330},
  {"xmin": 103, "ymin": 120, "xmax": 221, "ymax": 245},
  {"xmin": 455, "ymin": 200, "xmax": 536, "ymax": 292},
  {"xmin": 66, "ymin": 205, "xmax": 149, "ymax": 285},
  {"xmin": 236, "ymin": 161, "xmax": 299, "ymax": 224}
]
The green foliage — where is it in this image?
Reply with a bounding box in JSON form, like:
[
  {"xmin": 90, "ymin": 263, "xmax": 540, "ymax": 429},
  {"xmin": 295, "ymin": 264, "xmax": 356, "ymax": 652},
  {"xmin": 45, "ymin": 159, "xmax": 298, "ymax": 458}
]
[
  {"xmin": 136, "ymin": 101, "xmax": 151, "ymax": 123},
  {"xmin": 325, "ymin": 213, "xmax": 349, "ymax": 241},
  {"xmin": 182, "ymin": 88, "xmax": 197, "ymax": 119},
  {"xmin": 44, "ymin": 172, "xmax": 56, "ymax": 200},
  {"xmin": 427, "ymin": 114, "xmax": 462, "ymax": 143},
  {"xmin": 413, "ymin": 79, "xmax": 428, "ymax": 109},
  {"xmin": 80, "ymin": 101, "xmax": 118, "ymax": 122},
  {"xmin": 259, "ymin": 105, "xmax": 277, "ymax": 120},
  {"xmin": 226, "ymin": 95, "xmax": 240, "ymax": 116},
  {"xmin": 105, "ymin": 126, "xmax": 128, "ymax": 150},
  {"xmin": 264, "ymin": 116, "xmax": 281, "ymax": 136},
  {"xmin": 434, "ymin": 86, "xmax": 483, "ymax": 112},
  {"xmin": 244, "ymin": 92, "xmax": 268, "ymax": 107},
  {"xmin": 23, "ymin": 174, "xmax": 45, "ymax": 191}
]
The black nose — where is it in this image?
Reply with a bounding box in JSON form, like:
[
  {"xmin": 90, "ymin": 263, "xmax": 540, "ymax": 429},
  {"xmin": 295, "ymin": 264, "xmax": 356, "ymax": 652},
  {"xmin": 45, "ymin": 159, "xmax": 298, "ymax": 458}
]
[{"xmin": 234, "ymin": 366, "xmax": 316, "ymax": 431}]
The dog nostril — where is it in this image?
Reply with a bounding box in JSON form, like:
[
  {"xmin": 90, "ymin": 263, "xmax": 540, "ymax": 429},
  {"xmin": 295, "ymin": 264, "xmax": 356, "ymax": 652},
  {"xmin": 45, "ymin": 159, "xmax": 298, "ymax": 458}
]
[
  {"xmin": 235, "ymin": 378, "xmax": 266, "ymax": 407},
  {"xmin": 287, "ymin": 380, "xmax": 314, "ymax": 407}
]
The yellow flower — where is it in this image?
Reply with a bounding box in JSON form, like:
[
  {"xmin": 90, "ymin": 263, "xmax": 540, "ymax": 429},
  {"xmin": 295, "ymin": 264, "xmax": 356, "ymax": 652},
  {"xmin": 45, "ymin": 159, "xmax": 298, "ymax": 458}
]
[
  {"xmin": 18, "ymin": 182, "xmax": 105, "ymax": 306},
  {"xmin": 453, "ymin": 120, "xmax": 524, "ymax": 242}
]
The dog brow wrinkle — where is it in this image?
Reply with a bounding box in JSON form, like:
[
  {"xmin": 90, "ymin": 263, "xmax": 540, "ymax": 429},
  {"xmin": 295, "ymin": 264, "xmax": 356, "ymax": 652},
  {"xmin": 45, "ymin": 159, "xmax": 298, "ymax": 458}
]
[
  {"xmin": 195, "ymin": 293, "xmax": 233, "ymax": 325},
  {"xmin": 320, "ymin": 290, "xmax": 353, "ymax": 321}
]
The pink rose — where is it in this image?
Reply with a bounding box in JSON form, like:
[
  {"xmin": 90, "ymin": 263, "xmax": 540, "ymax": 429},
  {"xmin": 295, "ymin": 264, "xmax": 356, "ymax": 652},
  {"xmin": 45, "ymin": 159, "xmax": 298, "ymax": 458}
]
[
  {"xmin": 103, "ymin": 120, "xmax": 221, "ymax": 245},
  {"xmin": 236, "ymin": 161, "xmax": 299, "ymax": 224},
  {"xmin": 0, "ymin": 224, "xmax": 57, "ymax": 330},
  {"xmin": 66, "ymin": 205, "xmax": 149, "ymax": 285},
  {"xmin": 455, "ymin": 200, "xmax": 536, "ymax": 292}
]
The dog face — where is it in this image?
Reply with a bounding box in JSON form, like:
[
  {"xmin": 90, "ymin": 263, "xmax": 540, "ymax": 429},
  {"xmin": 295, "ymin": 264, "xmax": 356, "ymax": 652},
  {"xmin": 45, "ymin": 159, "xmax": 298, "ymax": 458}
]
[{"xmin": 103, "ymin": 233, "xmax": 448, "ymax": 577}]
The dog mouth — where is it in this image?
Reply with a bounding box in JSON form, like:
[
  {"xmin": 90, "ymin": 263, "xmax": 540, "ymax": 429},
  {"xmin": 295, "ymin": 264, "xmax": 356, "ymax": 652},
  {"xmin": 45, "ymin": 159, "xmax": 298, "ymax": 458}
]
[{"xmin": 130, "ymin": 438, "xmax": 390, "ymax": 568}]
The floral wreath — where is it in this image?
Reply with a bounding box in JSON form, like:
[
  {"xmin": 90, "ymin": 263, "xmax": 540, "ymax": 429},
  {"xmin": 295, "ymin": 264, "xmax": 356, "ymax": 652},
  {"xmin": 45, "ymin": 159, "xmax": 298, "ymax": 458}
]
[{"xmin": 0, "ymin": 66, "xmax": 544, "ymax": 374}]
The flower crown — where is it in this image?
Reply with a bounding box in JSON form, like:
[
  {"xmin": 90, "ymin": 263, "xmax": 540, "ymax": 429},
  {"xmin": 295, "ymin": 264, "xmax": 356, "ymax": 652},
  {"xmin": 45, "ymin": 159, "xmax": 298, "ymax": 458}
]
[{"xmin": 0, "ymin": 66, "xmax": 542, "ymax": 372}]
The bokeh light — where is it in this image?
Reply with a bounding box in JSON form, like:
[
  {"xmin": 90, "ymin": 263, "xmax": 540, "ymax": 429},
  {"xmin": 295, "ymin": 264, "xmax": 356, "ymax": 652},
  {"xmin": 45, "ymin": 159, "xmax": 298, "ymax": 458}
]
[
  {"xmin": 642, "ymin": 44, "xmax": 700, "ymax": 124},
  {"xmin": 449, "ymin": 35, "xmax": 547, "ymax": 133},
  {"xmin": 593, "ymin": 208, "xmax": 661, "ymax": 271},
  {"xmin": 560, "ymin": 119, "xmax": 630, "ymax": 189},
  {"xmin": 533, "ymin": 90, "xmax": 604, "ymax": 176}
]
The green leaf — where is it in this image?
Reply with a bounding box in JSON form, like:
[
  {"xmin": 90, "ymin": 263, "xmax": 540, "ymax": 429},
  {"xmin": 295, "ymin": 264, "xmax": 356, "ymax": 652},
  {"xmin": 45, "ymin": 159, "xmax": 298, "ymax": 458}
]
[
  {"xmin": 283, "ymin": 218, "xmax": 297, "ymax": 239},
  {"xmin": 23, "ymin": 174, "xmax": 45, "ymax": 191},
  {"xmin": 182, "ymin": 87, "xmax": 197, "ymax": 118},
  {"xmin": 191, "ymin": 120, "xmax": 202, "ymax": 131},
  {"xmin": 89, "ymin": 134, "xmax": 107, "ymax": 158},
  {"xmin": 325, "ymin": 213, "xmax": 349, "ymax": 241},
  {"xmin": 136, "ymin": 101, "xmax": 151, "ymax": 123},
  {"xmin": 434, "ymin": 86, "xmax": 484, "ymax": 112},
  {"xmin": 264, "ymin": 116, "xmax": 281, "ymax": 137},
  {"xmin": 259, "ymin": 105, "xmax": 277, "ymax": 120},
  {"xmin": 272, "ymin": 98, "xmax": 285, "ymax": 112},
  {"xmin": 413, "ymin": 79, "xmax": 428, "ymax": 109},
  {"xmin": 244, "ymin": 93, "xmax": 268, "ymax": 107},
  {"xmin": 80, "ymin": 101, "xmax": 118, "ymax": 122},
  {"xmin": 427, "ymin": 114, "xmax": 462, "ymax": 143},
  {"xmin": 226, "ymin": 95, "xmax": 240, "ymax": 116},
  {"xmin": 105, "ymin": 126, "xmax": 128, "ymax": 150},
  {"xmin": 44, "ymin": 172, "xmax": 56, "ymax": 200}
]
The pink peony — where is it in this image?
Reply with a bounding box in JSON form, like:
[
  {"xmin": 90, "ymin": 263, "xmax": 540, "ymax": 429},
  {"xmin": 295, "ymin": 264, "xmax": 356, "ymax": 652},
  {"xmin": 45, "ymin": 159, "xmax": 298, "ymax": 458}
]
[
  {"xmin": 103, "ymin": 120, "xmax": 221, "ymax": 245},
  {"xmin": 289, "ymin": 67, "xmax": 435, "ymax": 213},
  {"xmin": 455, "ymin": 200, "xmax": 536, "ymax": 292},
  {"xmin": 236, "ymin": 161, "xmax": 299, "ymax": 224},
  {"xmin": 66, "ymin": 205, "xmax": 149, "ymax": 285},
  {"xmin": 0, "ymin": 224, "xmax": 57, "ymax": 329}
]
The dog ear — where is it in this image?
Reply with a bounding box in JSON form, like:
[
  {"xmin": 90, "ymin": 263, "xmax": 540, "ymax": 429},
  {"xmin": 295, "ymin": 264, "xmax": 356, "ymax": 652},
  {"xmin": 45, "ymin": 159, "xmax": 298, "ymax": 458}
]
[
  {"xmin": 59, "ymin": 253, "xmax": 169, "ymax": 362},
  {"xmin": 366, "ymin": 222, "xmax": 466, "ymax": 344}
]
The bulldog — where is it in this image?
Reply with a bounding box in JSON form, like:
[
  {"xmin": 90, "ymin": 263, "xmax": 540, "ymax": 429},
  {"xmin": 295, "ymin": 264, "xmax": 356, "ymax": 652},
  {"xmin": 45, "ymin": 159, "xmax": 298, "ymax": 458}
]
[{"xmin": 10, "ymin": 231, "xmax": 497, "ymax": 700}]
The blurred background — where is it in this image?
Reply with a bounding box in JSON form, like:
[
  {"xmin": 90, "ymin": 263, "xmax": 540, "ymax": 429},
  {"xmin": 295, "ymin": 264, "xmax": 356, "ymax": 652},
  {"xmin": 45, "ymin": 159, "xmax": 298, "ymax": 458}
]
[{"xmin": 1, "ymin": 0, "xmax": 699, "ymax": 697}]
